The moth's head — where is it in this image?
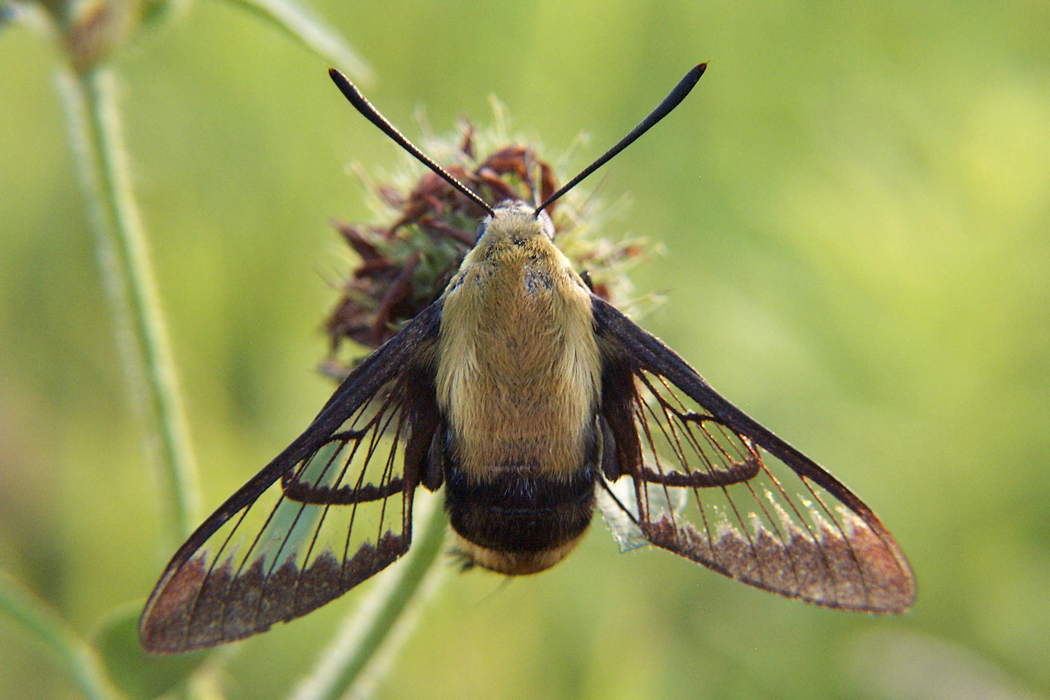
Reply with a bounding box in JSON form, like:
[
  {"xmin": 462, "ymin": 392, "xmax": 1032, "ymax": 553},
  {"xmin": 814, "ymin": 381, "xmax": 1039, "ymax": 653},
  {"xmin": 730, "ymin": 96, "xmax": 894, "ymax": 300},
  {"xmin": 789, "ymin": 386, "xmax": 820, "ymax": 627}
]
[{"xmin": 474, "ymin": 200, "xmax": 556, "ymax": 245}]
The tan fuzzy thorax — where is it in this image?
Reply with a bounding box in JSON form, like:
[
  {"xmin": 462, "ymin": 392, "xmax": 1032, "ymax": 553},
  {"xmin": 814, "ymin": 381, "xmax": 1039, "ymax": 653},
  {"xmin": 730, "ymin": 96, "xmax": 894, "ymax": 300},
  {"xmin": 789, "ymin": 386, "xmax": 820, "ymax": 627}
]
[{"xmin": 436, "ymin": 203, "xmax": 601, "ymax": 481}]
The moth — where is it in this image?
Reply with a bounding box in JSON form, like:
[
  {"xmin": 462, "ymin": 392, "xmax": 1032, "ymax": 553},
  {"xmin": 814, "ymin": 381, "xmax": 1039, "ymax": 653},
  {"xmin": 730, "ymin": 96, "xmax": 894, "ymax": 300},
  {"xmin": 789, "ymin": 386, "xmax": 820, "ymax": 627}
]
[{"xmin": 140, "ymin": 64, "xmax": 915, "ymax": 653}]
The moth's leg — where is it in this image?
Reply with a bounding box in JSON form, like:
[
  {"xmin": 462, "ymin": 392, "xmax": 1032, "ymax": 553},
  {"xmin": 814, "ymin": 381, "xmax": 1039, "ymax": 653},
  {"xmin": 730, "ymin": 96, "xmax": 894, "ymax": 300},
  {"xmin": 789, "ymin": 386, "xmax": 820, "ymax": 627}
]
[
  {"xmin": 420, "ymin": 425, "xmax": 446, "ymax": 491},
  {"xmin": 598, "ymin": 417, "xmax": 621, "ymax": 480}
]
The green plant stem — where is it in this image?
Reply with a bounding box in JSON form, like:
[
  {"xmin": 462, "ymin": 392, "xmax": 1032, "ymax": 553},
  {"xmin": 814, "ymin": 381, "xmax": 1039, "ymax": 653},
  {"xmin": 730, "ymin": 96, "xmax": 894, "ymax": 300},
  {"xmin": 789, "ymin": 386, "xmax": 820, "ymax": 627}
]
[
  {"xmin": 57, "ymin": 66, "xmax": 199, "ymax": 546},
  {"xmin": 0, "ymin": 573, "xmax": 120, "ymax": 699},
  {"xmin": 290, "ymin": 495, "xmax": 448, "ymax": 700}
]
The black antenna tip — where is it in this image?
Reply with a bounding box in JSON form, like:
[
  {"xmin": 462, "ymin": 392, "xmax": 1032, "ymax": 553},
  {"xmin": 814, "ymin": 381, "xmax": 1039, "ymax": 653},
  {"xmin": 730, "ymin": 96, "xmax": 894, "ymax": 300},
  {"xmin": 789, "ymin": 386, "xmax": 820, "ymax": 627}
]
[
  {"xmin": 328, "ymin": 68, "xmax": 354, "ymax": 96},
  {"xmin": 328, "ymin": 67, "xmax": 495, "ymax": 217},
  {"xmin": 532, "ymin": 62, "xmax": 709, "ymax": 215},
  {"xmin": 677, "ymin": 63, "xmax": 708, "ymax": 95}
]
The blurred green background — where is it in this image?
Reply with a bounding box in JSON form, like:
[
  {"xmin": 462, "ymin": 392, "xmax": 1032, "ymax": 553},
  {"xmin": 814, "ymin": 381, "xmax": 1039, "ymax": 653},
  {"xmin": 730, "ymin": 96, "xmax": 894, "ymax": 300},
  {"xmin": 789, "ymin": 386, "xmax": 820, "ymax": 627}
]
[{"xmin": 2, "ymin": 0, "xmax": 1048, "ymax": 697}]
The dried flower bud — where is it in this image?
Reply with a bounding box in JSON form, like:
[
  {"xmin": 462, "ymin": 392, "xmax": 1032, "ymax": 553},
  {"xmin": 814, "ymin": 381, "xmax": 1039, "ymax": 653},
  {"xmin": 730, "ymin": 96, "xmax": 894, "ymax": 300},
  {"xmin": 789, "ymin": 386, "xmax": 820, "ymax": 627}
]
[
  {"xmin": 65, "ymin": 0, "xmax": 139, "ymax": 71},
  {"xmin": 321, "ymin": 116, "xmax": 655, "ymax": 379}
]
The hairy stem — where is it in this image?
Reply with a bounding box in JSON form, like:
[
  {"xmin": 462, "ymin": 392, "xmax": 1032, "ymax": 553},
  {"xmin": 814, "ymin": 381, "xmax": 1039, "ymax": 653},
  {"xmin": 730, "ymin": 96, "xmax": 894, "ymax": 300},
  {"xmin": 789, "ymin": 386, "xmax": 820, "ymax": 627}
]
[
  {"xmin": 57, "ymin": 66, "xmax": 200, "ymax": 546},
  {"xmin": 290, "ymin": 495, "xmax": 448, "ymax": 700}
]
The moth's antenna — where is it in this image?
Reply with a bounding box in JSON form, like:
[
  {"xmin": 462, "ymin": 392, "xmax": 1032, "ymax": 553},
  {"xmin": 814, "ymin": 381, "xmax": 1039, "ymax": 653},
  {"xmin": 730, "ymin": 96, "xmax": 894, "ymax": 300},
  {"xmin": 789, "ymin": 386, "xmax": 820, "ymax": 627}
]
[
  {"xmin": 329, "ymin": 68, "xmax": 495, "ymax": 217},
  {"xmin": 534, "ymin": 63, "xmax": 707, "ymax": 216}
]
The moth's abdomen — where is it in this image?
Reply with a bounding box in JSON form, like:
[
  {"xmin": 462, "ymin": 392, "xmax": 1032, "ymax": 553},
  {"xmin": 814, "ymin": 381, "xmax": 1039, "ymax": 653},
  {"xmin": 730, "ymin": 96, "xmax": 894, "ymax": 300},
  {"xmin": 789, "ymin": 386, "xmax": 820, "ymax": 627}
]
[
  {"xmin": 435, "ymin": 230, "xmax": 604, "ymax": 573},
  {"xmin": 445, "ymin": 464, "xmax": 596, "ymax": 575}
]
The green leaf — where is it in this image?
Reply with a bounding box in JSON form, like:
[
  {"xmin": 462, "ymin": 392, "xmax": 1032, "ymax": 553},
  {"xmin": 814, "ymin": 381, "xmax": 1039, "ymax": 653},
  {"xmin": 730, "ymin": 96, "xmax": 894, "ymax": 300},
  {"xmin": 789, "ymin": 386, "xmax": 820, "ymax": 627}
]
[
  {"xmin": 93, "ymin": 602, "xmax": 209, "ymax": 699},
  {"xmin": 0, "ymin": 572, "xmax": 119, "ymax": 699},
  {"xmin": 226, "ymin": 0, "xmax": 373, "ymax": 83}
]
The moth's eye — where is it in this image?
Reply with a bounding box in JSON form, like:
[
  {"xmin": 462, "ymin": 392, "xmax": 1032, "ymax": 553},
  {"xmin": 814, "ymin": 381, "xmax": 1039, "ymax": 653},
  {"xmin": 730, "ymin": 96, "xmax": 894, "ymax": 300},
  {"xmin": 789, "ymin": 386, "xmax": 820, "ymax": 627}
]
[{"xmin": 474, "ymin": 221, "xmax": 487, "ymax": 242}]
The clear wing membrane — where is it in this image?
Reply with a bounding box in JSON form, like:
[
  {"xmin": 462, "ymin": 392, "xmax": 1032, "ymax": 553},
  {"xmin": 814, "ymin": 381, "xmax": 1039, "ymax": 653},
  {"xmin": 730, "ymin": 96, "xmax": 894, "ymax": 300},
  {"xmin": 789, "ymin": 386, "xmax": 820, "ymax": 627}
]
[
  {"xmin": 594, "ymin": 297, "xmax": 915, "ymax": 613},
  {"xmin": 140, "ymin": 304, "xmax": 441, "ymax": 652}
]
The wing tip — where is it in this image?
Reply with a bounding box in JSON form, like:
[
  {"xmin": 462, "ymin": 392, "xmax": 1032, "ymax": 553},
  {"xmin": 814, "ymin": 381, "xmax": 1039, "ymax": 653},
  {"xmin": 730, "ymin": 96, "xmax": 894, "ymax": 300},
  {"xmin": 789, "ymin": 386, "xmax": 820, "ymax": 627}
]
[{"xmin": 138, "ymin": 532, "xmax": 412, "ymax": 653}]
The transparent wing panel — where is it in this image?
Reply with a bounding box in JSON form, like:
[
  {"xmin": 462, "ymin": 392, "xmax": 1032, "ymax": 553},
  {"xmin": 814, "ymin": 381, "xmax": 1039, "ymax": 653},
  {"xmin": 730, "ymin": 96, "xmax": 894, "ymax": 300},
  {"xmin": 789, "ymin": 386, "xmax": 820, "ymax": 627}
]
[
  {"xmin": 615, "ymin": 369, "xmax": 913, "ymax": 613},
  {"xmin": 142, "ymin": 381, "xmax": 415, "ymax": 652}
]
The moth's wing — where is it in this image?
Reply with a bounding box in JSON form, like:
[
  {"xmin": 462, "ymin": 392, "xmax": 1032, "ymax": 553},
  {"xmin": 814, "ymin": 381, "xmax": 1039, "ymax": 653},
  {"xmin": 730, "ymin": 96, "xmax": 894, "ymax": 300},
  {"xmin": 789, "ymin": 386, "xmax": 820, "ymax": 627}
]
[
  {"xmin": 140, "ymin": 302, "xmax": 443, "ymax": 652},
  {"xmin": 592, "ymin": 297, "xmax": 915, "ymax": 613}
]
